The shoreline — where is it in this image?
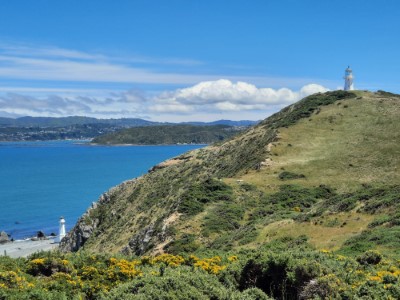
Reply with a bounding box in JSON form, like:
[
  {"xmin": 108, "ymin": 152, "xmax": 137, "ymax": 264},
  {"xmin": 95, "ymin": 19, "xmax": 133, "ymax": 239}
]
[
  {"xmin": 0, "ymin": 239, "xmax": 59, "ymax": 258},
  {"xmin": 89, "ymin": 142, "xmax": 208, "ymax": 147}
]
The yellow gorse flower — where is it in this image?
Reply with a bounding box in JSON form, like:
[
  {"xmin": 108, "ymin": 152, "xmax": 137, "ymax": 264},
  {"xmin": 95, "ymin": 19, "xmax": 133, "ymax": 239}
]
[
  {"xmin": 193, "ymin": 256, "xmax": 226, "ymax": 274},
  {"xmin": 30, "ymin": 258, "xmax": 45, "ymax": 265}
]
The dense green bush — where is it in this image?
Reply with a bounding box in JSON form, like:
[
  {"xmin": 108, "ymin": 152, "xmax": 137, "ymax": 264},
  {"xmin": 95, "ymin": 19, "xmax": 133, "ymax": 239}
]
[
  {"xmin": 178, "ymin": 179, "xmax": 233, "ymax": 216},
  {"xmin": 103, "ymin": 267, "xmax": 271, "ymax": 300},
  {"xmin": 164, "ymin": 234, "xmax": 200, "ymax": 254},
  {"xmin": 356, "ymin": 250, "xmax": 382, "ymax": 265},
  {"xmin": 340, "ymin": 227, "xmax": 400, "ymax": 256},
  {"xmin": 278, "ymin": 171, "xmax": 305, "ymax": 180},
  {"xmin": 231, "ymin": 251, "xmax": 327, "ymax": 299},
  {"xmin": 203, "ymin": 203, "xmax": 245, "ymax": 235},
  {"xmin": 262, "ymin": 184, "xmax": 333, "ymax": 212}
]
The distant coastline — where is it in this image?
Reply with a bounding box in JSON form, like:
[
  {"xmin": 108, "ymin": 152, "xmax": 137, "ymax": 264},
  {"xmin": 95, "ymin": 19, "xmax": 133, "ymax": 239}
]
[{"xmin": 0, "ymin": 116, "xmax": 258, "ymax": 142}]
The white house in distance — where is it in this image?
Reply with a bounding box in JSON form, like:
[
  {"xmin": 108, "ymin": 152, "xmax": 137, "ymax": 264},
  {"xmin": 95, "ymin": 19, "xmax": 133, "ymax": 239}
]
[{"xmin": 344, "ymin": 66, "xmax": 354, "ymax": 91}]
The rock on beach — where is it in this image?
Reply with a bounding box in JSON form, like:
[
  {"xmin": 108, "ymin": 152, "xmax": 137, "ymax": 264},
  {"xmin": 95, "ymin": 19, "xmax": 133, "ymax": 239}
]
[{"xmin": 0, "ymin": 231, "xmax": 9, "ymax": 244}]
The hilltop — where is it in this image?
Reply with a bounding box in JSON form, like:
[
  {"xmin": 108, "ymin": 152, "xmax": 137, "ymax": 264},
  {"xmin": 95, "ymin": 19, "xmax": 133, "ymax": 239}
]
[{"xmin": 61, "ymin": 90, "xmax": 400, "ymax": 257}]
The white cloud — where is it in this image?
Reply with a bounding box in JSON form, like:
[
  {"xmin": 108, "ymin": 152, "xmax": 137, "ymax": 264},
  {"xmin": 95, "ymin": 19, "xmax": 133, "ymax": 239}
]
[
  {"xmin": 0, "ymin": 80, "xmax": 329, "ymax": 120},
  {"xmin": 0, "ymin": 43, "xmax": 339, "ymax": 88},
  {"xmin": 150, "ymin": 79, "xmax": 329, "ymax": 114}
]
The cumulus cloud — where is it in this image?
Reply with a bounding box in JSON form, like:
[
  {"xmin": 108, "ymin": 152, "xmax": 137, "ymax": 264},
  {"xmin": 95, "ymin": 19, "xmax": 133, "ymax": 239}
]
[
  {"xmin": 149, "ymin": 79, "xmax": 329, "ymax": 113},
  {"xmin": 0, "ymin": 80, "xmax": 329, "ymax": 120}
]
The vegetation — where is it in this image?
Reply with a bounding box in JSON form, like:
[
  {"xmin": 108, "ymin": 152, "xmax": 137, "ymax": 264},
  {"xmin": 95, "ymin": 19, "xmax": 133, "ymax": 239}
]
[
  {"xmin": 39, "ymin": 90, "xmax": 400, "ymax": 298},
  {"xmin": 91, "ymin": 124, "xmax": 242, "ymax": 145},
  {"xmin": 260, "ymin": 90, "xmax": 357, "ymax": 129},
  {"xmin": 278, "ymin": 171, "xmax": 306, "ymax": 180},
  {"xmin": 2, "ymin": 245, "xmax": 400, "ymax": 299},
  {"xmin": 178, "ymin": 179, "xmax": 233, "ymax": 216}
]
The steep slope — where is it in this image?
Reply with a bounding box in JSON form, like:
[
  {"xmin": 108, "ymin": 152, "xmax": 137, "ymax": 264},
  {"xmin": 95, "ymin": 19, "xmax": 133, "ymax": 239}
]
[{"xmin": 60, "ymin": 90, "xmax": 400, "ymax": 257}]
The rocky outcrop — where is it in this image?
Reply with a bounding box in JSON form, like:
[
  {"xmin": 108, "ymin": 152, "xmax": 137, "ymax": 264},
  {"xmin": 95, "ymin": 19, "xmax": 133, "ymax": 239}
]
[
  {"xmin": 0, "ymin": 231, "xmax": 9, "ymax": 244},
  {"xmin": 121, "ymin": 224, "xmax": 155, "ymax": 256},
  {"xmin": 59, "ymin": 222, "xmax": 97, "ymax": 252},
  {"xmin": 59, "ymin": 207, "xmax": 99, "ymax": 252},
  {"xmin": 59, "ymin": 179, "xmax": 136, "ymax": 252},
  {"xmin": 121, "ymin": 212, "xmax": 181, "ymax": 256}
]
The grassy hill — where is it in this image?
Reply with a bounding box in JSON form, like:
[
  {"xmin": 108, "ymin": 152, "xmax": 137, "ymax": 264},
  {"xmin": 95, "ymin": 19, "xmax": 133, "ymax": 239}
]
[
  {"xmin": 2, "ymin": 90, "xmax": 399, "ymax": 299},
  {"xmin": 60, "ymin": 90, "xmax": 400, "ymax": 257},
  {"xmin": 91, "ymin": 124, "xmax": 243, "ymax": 145}
]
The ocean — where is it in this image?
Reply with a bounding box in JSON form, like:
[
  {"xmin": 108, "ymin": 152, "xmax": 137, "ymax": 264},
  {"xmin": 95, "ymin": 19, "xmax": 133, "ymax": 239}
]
[{"xmin": 0, "ymin": 141, "xmax": 203, "ymax": 240}]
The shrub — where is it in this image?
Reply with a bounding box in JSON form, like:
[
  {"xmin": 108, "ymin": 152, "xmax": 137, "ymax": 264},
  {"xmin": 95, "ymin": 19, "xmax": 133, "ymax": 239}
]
[
  {"xmin": 164, "ymin": 234, "xmax": 200, "ymax": 254},
  {"xmin": 103, "ymin": 267, "xmax": 256, "ymax": 300},
  {"xmin": 340, "ymin": 227, "xmax": 400, "ymax": 256},
  {"xmin": 203, "ymin": 203, "xmax": 245, "ymax": 234},
  {"xmin": 178, "ymin": 179, "xmax": 233, "ymax": 216},
  {"xmin": 356, "ymin": 250, "xmax": 382, "ymax": 266},
  {"xmin": 278, "ymin": 171, "xmax": 305, "ymax": 180},
  {"xmin": 240, "ymin": 183, "xmax": 257, "ymax": 192},
  {"xmin": 237, "ymin": 251, "xmax": 326, "ymax": 299}
]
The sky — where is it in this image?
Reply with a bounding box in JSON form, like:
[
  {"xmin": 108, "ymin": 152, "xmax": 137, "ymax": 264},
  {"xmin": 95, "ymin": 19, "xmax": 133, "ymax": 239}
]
[{"xmin": 0, "ymin": 0, "xmax": 399, "ymax": 122}]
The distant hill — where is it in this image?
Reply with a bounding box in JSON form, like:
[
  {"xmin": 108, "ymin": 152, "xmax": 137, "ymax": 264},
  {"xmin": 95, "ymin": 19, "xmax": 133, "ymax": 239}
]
[
  {"xmin": 0, "ymin": 117, "xmax": 257, "ymax": 141},
  {"xmin": 0, "ymin": 116, "xmax": 258, "ymax": 128},
  {"xmin": 182, "ymin": 120, "xmax": 258, "ymax": 126},
  {"xmin": 0, "ymin": 116, "xmax": 158, "ymax": 128},
  {"xmin": 91, "ymin": 124, "xmax": 243, "ymax": 145}
]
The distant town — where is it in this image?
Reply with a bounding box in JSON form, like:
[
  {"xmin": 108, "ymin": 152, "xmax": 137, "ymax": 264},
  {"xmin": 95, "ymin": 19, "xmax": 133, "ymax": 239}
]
[{"xmin": 0, "ymin": 117, "xmax": 257, "ymax": 141}]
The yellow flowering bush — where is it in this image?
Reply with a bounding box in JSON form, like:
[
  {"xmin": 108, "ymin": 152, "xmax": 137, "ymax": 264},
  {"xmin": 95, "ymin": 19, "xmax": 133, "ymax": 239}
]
[
  {"xmin": 193, "ymin": 256, "xmax": 226, "ymax": 274},
  {"xmin": 106, "ymin": 257, "xmax": 142, "ymax": 280},
  {"xmin": 0, "ymin": 270, "xmax": 33, "ymax": 290},
  {"xmin": 152, "ymin": 253, "xmax": 185, "ymax": 267}
]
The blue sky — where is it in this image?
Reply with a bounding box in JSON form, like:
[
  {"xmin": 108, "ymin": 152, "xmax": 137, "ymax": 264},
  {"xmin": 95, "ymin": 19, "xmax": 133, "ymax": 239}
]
[{"xmin": 0, "ymin": 0, "xmax": 399, "ymax": 121}]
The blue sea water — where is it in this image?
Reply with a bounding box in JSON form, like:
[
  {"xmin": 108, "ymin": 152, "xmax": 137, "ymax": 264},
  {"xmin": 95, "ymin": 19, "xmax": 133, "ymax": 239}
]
[{"xmin": 0, "ymin": 141, "xmax": 203, "ymax": 240}]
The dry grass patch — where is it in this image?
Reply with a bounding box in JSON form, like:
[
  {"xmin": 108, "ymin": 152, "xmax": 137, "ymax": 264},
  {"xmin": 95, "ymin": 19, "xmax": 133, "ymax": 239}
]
[{"xmin": 258, "ymin": 213, "xmax": 376, "ymax": 251}]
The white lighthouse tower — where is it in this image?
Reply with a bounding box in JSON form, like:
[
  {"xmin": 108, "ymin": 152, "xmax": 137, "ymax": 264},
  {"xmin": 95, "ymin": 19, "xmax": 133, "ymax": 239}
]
[
  {"xmin": 57, "ymin": 216, "xmax": 66, "ymax": 243},
  {"xmin": 344, "ymin": 66, "xmax": 354, "ymax": 91}
]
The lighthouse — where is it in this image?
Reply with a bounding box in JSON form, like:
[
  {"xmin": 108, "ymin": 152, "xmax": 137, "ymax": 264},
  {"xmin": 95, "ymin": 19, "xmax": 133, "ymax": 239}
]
[
  {"xmin": 57, "ymin": 216, "xmax": 66, "ymax": 243},
  {"xmin": 344, "ymin": 66, "xmax": 354, "ymax": 91}
]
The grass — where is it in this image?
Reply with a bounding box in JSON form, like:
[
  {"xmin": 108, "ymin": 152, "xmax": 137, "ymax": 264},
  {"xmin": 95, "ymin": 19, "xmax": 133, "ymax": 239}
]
[
  {"xmin": 240, "ymin": 93, "xmax": 400, "ymax": 192},
  {"xmin": 256, "ymin": 212, "xmax": 375, "ymax": 251}
]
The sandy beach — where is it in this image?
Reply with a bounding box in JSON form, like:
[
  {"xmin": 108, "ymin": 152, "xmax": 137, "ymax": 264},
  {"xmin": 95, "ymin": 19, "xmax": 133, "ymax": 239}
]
[{"xmin": 0, "ymin": 239, "xmax": 59, "ymax": 258}]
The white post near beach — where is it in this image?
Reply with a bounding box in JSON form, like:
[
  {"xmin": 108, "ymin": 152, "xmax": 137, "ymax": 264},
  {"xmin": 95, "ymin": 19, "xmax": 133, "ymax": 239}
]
[{"xmin": 57, "ymin": 216, "xmax": 66, "ymax": 243}]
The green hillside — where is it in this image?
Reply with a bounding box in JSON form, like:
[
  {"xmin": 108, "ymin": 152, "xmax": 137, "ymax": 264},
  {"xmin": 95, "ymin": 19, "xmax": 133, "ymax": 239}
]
[
  {"xmin": 2, "ymin": 90, "xmax": 399, "ymax": 299},
  {"xmin": 91, "ymin": 124, "xmax": 242, "ymax": 145},
  {"xmin": 61, "ymin": 90, "xmax": 400, "ymax": 256}
]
